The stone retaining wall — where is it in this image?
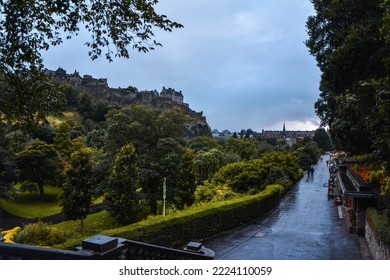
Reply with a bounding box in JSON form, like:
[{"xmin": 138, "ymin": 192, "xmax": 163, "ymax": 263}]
[{"xmin": 365, "ymin": 218, "xmax": 390, "ymax": 260}]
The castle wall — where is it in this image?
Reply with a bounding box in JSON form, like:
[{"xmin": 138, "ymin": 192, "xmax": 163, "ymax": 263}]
[{"xmin": 46, "ymin": 68, "xmax": 188, "ymax": 107}]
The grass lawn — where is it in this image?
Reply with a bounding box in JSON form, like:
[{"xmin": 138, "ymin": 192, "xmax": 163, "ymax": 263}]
[
  {"xmin": 0, "ymin": 186, "xmax": 105, "ymax": 219},
  {"xmin": 47, "ymin": 110, "xmax": 83, "ymax": 127},
  {"xmin": 0, "ymin": 186, "xmax": 61, "ymax": 219}
]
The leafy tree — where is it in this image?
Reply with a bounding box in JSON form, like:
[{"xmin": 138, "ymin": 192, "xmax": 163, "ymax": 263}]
[
  {"xmin": 87, "ymin": 128, "xmax": 106, "ymax": 149},
  {"xmin": 60, "ymin": 148, "xmax": 94, "ymax": 224},
  {"xmin": 92, "ymin": 101, "xmax": 110, "ymax": 123},
  {"xmin": 0, "ymin": 123, "xmax": 19, "ymax": 198},
  {"xmin": 187, "ymin": 136, "xmax": 221, "ymax": 152},
  {"xmin": 313, "ymin": 128, "xmax": 332, "ymax": 152},
  {"xmin": 212, "ymin": 152, "xmax": 301, "ymax": 193},
  {"xmin": 155, "ymin": 137, "xmax": 187, "ymax": 208},
  {"xmin": 5, "ymin": 129, "xmax": 30, "ymax": 153},
  {"xmin": 32, "ymin": 124, "xmax": 57, "ymax": 144},
  {"xmin": 16, "ymin": 142, "xmax": 63, "ymax": 200},
  {"xmin": 62, "ymin": 84, "xmax": 79, "ymax": 108},
  {"xmin": 78, "ymin": 92, "xmax": 93, "ymax": 120},
  {"xmin": 0, "ymin": 71, "xmax": 66, "ymax": 129},
  {"xmin": 91, "ymin": 150, "xmax": 114, "ymax": 197},
  {"xmin": 105, "ymin": 144, "xmax": 143, "ymax": 224},
  {"xmin": 0, "ymin": 0, "xmax": 182, "ymax": 126},
  {"xmin": 176, "ymin": 149, "xmax": 197, "ymax": 207},
  {"xmin": 305, "ymin": 0, "xmax": 386, "ymax": 154},
  {"xmin": 53, "ymin": 122, "xmax": 74, "ymax": 159},
  {"xmin": 105, "ymin": 104, "xmax": 185, "ymax": 214},
  {"xmin": 194, "ymin": 148, "xmax": 225, "ymax": 184},
  {"xmin": 0, "ymin": 0, "xmax": 183, "ymax": 72},
  {"xmin": 225, "ymin": 137, "xmax": 258, "ymax": 160}
]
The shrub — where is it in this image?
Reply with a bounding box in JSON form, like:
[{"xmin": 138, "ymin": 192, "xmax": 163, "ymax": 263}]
[
  {"xmin": 369, "ymin": 171, "xmax": 381, "ymax": 184},
  {"xmin": 15, "ymin": 221, "xmax": 68, "ymax": 246},
  {"xmin": 211, "ymin": 151, "xmax": 301, "ymax": 193},
  {"xmin": 194, "ymin": 181, "xmax": 239, "ymax": 203},
  {"xmin": 366, "ymin": 208, "xmax": 390, "ymax": 245}
]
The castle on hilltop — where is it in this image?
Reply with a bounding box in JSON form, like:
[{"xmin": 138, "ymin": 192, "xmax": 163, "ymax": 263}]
[{"xmin": 44, "ymin": 67, "xmax": 189, "ymax": 108}]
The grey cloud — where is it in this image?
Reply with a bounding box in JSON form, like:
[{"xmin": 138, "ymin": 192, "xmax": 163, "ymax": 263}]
[{"xmin": 43, "ymin": 0, "xmax": 321, "ymax": 132}]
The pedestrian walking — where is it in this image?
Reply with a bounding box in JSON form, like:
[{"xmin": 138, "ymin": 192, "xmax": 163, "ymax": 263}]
[{"xmin": 310, "ymin": 166, "xmax": 314, "ymax": 177}]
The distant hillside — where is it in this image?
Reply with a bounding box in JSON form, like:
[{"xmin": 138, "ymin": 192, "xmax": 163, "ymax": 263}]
[{"xmin": 44, "ymin": 68, "xmax": 211, "ymax": 137}]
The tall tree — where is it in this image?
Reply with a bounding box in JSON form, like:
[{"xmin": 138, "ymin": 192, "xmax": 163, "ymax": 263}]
[
  {"xmin": 155, "ymin": 137, "xmax": 186, "ymax": 208},
  {"xmin": 105, "ymin": 104, "xmax": 185, "ymax": 214},
  {"xmin": 306, "ymin": 0, "xmax": 387, "ymax": 154},
  {"xmin": 0, "ymin": 123, "xmax": 19, "ymax": 198},
  {"xmin": 105, "ymin": 144, "xmax": 142, "ymax": 224},
  {"xmin": 194, "ymin": 148, "xmax": 225, "ymax": 183},
  {"xmin": 176, "ymin": 149, "xmax": 197, "ymax": 207},
  {"xmin": 16, "ymin": 142, "xmax": 63, "ymax": 200},
  {"xmin": 60, "ymin": 148, "xmax": 94, "ymax": 224},
  {"xmin": 53, "ymin": 122, "xmax": 74, "ymax": 159},
  {"xmin": 313, "ymin": 128, "xmax": 332, "ymax": 152}
]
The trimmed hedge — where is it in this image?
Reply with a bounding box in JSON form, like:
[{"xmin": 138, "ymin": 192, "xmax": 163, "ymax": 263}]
[
  {"xmin": 366, "ymin": 207, "xmax": 390, "ymax": 245},
  {"xmin": 54, "ymin": 184, "xmax": 284, "ymax": 250}
]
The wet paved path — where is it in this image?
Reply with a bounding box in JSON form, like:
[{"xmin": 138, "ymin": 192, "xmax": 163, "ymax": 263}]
[{"xmin": 204, "ymin": 154, "xmax": 365, "ymax": 260}]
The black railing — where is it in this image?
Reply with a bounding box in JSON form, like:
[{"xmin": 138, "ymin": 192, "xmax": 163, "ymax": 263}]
[{"xmin": 0, "ymin": 235, "xmax": 215, "ymax": 260}]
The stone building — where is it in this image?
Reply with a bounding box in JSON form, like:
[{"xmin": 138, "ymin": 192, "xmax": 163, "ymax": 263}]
[
  {"xmin": 261, "ymin": 123, "xmax": 315, "ymax": 140},
  {"xmin": 44, "ymin": 67, "xmax": 189, "ymax": 107}
]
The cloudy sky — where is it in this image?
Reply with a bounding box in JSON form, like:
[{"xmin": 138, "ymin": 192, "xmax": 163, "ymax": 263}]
[{"xmin": 43, "ymin": 0, "xmax": 321, "ymax": 132}]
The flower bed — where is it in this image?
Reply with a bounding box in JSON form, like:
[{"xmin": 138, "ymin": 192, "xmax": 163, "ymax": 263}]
[{"xmin": 349, "ymin": 165, "xmax": 383, "ymax": 184}]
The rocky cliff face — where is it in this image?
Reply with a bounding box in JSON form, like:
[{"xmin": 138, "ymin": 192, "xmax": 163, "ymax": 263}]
[{"xmin": 46, "ymin": 68, "xmax": 211, "ymax": 137}]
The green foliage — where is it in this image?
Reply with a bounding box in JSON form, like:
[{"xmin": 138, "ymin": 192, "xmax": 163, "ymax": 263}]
[
  {"xmin": 194, "ymin": 148, "xmax": 225, "ymax": 183},
  {"xmin": 105, "ymin": 144, "xmax": 144, "ymax": 224},
  {"xmin": 366, "ymin": 207, "xmax": 390, "ymax": 245},
  {"xmin": 0, "ymin": 123, "xmax": 18, "ymax": 198},
  {"xmin": 0, "ymin": 0, "xmax": 183, "ymax": 72},
  {"xmin": 187, "ymin": 136, "xmax": 221, "ymax": 152},
  {"xmin": 32, "ymin": 124, "xmax": 57, "ymax": 144},
  {"xmin": 105, "ymin": 105, "xmax": 184, "ymax": 152},
  {"xmin": 62, "ymin": 84, "xmax": 79, "ymax": 108},
  {"xmin": 0, "ymin": 70, "xmax": 66, "ymax": 129},
  {"xmin": 293, "ymin": 140, "xmax": 321, "ymax": 170},
  {"xmin": 211, "ymin": 152, "xmax": 300, "ymax": 194},
  {"xmin": 194, "ymin": 181, "xmax": 239, "ymax": 203},
  {"xmin": 105, "ymin": 105, "xmax": 185, "ymax": 214},
  {"xmin": 15, "ymin": 221, "xmax": 68, "ymax": 246},
  {"xmin": 53, "ymin": 122, "xmax": 74, "ymax": 159},
  {"xmin": 16, "ymin": 142, "xmax": 63, "ymax": 200},
  {"xmin": 381, "ymin": 177, "xmax": 390, "ymax": 197},
  {"xmin": 175, "ymin": 149, "xmax": 197, "ymax": 208},
  {"xmin": 78, "ymin": 92, "xmax": 93, "ymax": 120},
  {"xmin": 60, "ymin": 148, "xmax": 94, "ymax": 223},
  {"xmin": 313, "ymin": 128, "xmax": 332, "ymax": 151},
  {"xmin": 225, "ymin": 137, "xmax": 258, "ymax": 160},
  {"xmin": 369, "ymin": 170, "xmax": 381, "ymax": 184},
  {"xmin": 306, "ymin": 0, "xmax": 388, "ymax": 156}
]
